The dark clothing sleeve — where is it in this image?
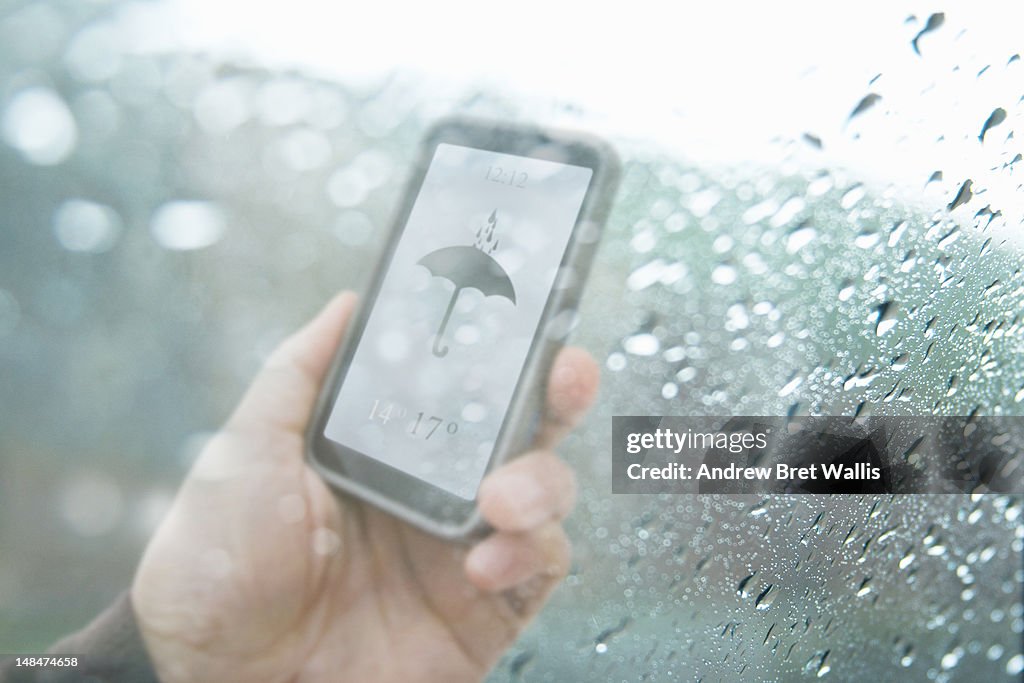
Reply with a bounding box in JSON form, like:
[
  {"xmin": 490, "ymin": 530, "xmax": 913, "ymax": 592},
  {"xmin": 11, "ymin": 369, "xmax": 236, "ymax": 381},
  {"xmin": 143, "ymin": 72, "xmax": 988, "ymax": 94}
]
[{"xmin": 0, "ymin": 592, "xmax": 160, "ymax": 682}]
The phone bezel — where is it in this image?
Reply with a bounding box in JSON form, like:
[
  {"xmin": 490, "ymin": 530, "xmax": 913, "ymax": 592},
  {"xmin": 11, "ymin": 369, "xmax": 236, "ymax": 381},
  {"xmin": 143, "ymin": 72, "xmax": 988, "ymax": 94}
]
[{"xmin": 306, "ymin": 117, "xmax": 618, "ymax": 539}]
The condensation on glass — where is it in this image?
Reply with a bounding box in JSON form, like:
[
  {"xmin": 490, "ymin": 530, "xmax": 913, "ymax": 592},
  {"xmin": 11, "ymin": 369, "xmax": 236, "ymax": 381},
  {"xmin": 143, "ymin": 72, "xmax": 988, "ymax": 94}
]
[{"xmin": 0, "ymin": 2, "xmax": 1020, "ymax": 680}]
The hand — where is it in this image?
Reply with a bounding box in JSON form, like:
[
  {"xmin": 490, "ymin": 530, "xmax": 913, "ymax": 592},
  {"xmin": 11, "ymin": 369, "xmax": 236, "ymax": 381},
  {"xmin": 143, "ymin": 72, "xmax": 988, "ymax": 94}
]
[{"xmin": 131, "ymin": 292, "xmax": 599, "ymax": 683}]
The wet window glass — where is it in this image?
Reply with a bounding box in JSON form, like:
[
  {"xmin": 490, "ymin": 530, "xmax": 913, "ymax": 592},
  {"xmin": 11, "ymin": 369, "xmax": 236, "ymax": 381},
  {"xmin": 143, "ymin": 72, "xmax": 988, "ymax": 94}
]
[{"xmin": 1, "ymin": 3, "xmax": 1021, "ymax": 681}]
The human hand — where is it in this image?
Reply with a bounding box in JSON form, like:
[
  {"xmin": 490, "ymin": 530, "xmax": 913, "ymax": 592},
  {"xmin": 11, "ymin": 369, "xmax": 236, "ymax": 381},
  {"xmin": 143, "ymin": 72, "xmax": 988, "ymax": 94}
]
[{"xmin": 131, "ymin": 292, "xmax": 599, "ymax": 683}]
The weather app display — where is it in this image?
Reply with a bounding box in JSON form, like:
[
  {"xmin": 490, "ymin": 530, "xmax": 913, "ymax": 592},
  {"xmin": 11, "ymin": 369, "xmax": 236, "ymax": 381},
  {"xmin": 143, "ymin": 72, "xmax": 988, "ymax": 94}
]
[{"xmin": 325, "ymin": 143, "xmax": 593, "ymax": 499}]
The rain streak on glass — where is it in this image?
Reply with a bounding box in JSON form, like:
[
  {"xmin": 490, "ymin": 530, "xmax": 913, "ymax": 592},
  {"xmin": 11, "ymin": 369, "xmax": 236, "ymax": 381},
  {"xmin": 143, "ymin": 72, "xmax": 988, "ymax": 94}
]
[{"xmin": 495, "ymin": 10, "xmax": 1023, "ymax": 681}]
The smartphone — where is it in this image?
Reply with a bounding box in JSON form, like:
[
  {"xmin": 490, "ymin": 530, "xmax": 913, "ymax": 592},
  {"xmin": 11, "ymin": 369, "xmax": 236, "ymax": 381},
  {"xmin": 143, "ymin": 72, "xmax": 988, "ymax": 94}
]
[{"xmin": 306, "ymin": 117, "xmax": 619, "ymax": 539}]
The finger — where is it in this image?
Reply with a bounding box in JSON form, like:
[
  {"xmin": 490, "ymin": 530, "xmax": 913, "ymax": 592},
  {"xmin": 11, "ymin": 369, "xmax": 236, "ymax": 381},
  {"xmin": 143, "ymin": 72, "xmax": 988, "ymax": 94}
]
[
  {"xmin": 533, "ymin": 346, "xmax": 600, "ymax": 450},
  {"xmin": 464, "ymin": 522, "xmax": 571, "ymax": 593},
  {"xmin": 478, "ymin": 451, "xmax": 577, "ymax": 532},
  {"xmin": 229, "ymin": 292, "xmax": 358, "ymax": 434}
]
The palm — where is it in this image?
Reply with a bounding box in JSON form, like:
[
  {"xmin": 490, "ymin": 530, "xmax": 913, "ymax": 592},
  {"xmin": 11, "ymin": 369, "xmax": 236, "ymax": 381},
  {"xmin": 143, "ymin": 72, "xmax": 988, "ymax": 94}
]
[
  {"xmin": 134, "ymin": 434, "xmax": 529, "ymax": 682},
  {"xmin": 296, "ymin": 452, "xmax": 543, "ymax": 683},
  {"xmin": 302, "ymin": 488, "xmax": 532, "ymax": 682},
  {"xmin": 132, "ymin": 294, "xmax": 596, "ymax": 683}
]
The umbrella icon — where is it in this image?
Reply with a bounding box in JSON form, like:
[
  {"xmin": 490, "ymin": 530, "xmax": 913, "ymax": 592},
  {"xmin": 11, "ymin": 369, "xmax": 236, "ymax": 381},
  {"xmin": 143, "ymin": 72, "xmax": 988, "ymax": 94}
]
[{"xmin": 417, "ymin": 210, "xmax": 517, "ymax": 357}]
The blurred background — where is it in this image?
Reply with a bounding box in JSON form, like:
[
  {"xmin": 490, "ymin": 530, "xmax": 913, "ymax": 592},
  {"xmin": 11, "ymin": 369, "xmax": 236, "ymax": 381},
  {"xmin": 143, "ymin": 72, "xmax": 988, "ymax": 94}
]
[{"xmin": 1, "ymin": 1, "xmax": 1022, "ymax": 680}]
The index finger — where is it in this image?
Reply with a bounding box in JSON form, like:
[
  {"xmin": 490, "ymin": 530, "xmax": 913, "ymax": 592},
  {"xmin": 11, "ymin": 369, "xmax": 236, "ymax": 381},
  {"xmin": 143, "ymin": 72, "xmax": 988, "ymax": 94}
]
[{"xmin": 532, "ymin": 346, "xmax": 600, "ymax": 450}]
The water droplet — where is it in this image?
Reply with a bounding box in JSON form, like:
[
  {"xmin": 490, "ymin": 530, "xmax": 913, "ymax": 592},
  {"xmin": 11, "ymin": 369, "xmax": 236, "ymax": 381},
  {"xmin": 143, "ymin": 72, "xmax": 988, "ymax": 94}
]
[
  {"xmin": 848, "ymin": 93, "xmax": 881, "ymax": 122},
  {"xmin": 807, "ymin": 173, "xmax": 834, "ymax": 196},
  {"xmin": 873, "ymin": 301, "xmax": 899, "ymax": 336},
  {"xmin": 627, "ymin": 259, "xmax": 667, "ymax": 291},
  {"xmin": 676, "ymin": 366, "xmax": 697, "ymax": 383},
  {"xmin": 770, "ymin": 197, "xmax": 806, "ymax": 228},
  {"xmin": 328, "ymin": 166, "xmax": 371, "ymax": 207},
  {"xmin": 624, "ymin": 333, "xmax": 660, "ymax": 356},
  {"xmin": 687, "ymin": 188, "xmax": 721, "ymax": 217},
  {"xmin": 754, "ymin": 583, "xmax": 776, "ymax": 610},
  {"xmin": 630, "ymin": 229, "xmax": 657, "ymax": 254},
  {"xmin": 737, "ymin": 572, "xmax": 757, "ymax": 597},
  {"xmin": 979, "ymin": 107, "xmax": 1007, "ymax": 142},
  {"xmin": 150, "ymin": 200, "xmax": 227, "ymax": 250},
  {"xmin": 594, "ymin": 618, "xmax": 630, "ymax": 653},
  {"xmin": 279, "ymin": 127, "xmax": 332, "ymax": 171},
  {"xmin": 911, "ymin": 13, "xmax": 944, "ymax": 55},
  {"xmin": 53, "ymin": 199, "xmax": 122, "ymax": 253},
  {"xmin": 1006, "ymin": 654, "xmax": 1024, "ymax": 675},
  {"xmin": 815, "ymin": 650, "xmax": 831, "ymax": 678},
  {"xmin": 606, "ymin": 352, "xmax": 626, "ymax": 371},
  {"xmin": 711, "ymin": 264, "xmax": 738, "ymax": 285},
  {"xmin": 742, "ymin": 198, "xmax": 779, "ymax": 225},
  {"xmin": 2, "ymin": 86, "xmax": 78, "ymax": 165},
  {"xmin": 937, "ymin": 228, "xmax": 960, "ymax": 250},
  {"xmin": 725, "ymin": 304, "xmax": 750, "ymax": 331},
  {"xmin": 947, "ymin": 180, "xmax": 973, "ymax": 211},
  {"xmin": 257, "ymin": 78, "xmax": 311, "ymax": 126},
  {"xmin": 899, "ymin": 551, "xmax": 916, "ymax": 569},
  {"xmin": 888, "ymin": 220, "xmax": 909, "ymax": 247},
  {"xmin": 712, "ymin": 234, "xmax": 734, "ymax": 254},
  {"xmin": 454, "ymin": 323, "xmax": 480, "ymax": 346},
  {"xmin": 786, "ymin": 226, "xmax": 817, "ymax": 254},
  {"xmin": 194, "ymin": 78, "xmax": 253, "ymax": 133},
  {"xmin": 312, "ymin": 527, "xmax": 342, "ymax": 556},
  {"xmin": 854, "ymin": 232, "xmax": 881, "ymax": 249},
  {"xmin": 779, "ymin": 376, "xmax": 803, "ymax": 398},
  {"xmin": 461, "ymin": 402, "xmax": 487, "ymax": 422},
  {"xmin": 940, "ymin": 645, "xmax": 963, "ymax": 670},
  {"xmin": 840, "ymin": 185, "xmax": 866, "ymax": 209},
  {"xmin": 662, "ymin": 346, "xmax": 685, "ymax": 363}
]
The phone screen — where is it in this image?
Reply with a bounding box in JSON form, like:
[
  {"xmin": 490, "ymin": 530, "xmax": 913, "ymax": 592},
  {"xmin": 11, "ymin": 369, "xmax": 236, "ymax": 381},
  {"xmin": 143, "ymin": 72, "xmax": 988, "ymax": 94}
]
[{"xmin": 324, "ymin": 143, "xmax": 593, "ymax": 500}]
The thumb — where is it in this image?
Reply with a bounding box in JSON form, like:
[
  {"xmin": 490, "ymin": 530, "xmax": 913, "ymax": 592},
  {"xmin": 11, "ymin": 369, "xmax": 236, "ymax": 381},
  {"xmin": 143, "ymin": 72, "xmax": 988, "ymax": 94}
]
[{"xmin": 228, "ymin": 292, "xmax": 357, "ymax": 435}]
